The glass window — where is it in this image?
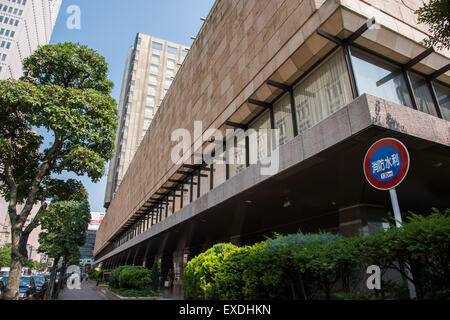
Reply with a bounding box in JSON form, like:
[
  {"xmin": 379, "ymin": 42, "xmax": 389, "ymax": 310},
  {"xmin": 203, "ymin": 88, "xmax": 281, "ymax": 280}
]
[
  {"xmin": 145, "ymin": 106, "xmax": 154, "ymax": 113},
  {"xmin": 182, "ymin": 180, "xmax": 191, "ymax": 207},
  {"xmin": 148, "ymin": 84, "xmax": 156, "ymax": 93},
  {"xmin": 248, "ymin": 109, "xmax": 272, "ymax": 165},
  {"xmin": 149, "ymin": 74, "xmax": 158, "ymax": 82},
  {"xmin": 147, "ymin": 95, "xmax": 155, "ymax": 103},
  {"xmin": 182, "ymin": 50, "xmax": 188, "ymax": 58},
  {"xmin": 294, "ymin": 49, "xmax": 352, "ymax": 135},
  {"xmin": 273, "ymin": 93, "xmax": 293, "ymax": 146},
  {"xmin": 199, "ymin": 165, "xmax": 211, "ymax": 197},
  {"xmin": 434, "ymin": 82, "xmax": 450, "ymax": 121},
  {"xmin": 167, "ymin": 46, "xmax": 178, "ymax": 55},
  {"xmin": 152, "ymin": 41, "xmax": 162, "ymax": 51},
  {"xmin": 144, "ymin": 118, "xmax": 152, "ymax": 126},
  {"xmin": 167, "ymin": 58, "xmax": 175, "ymax": 68},
  {"xmin": 166, "ymin": 68, "xmax": 174, "ymax": 76},
  {"xmin": 165, "ymin": 77, "xmax": 173, "ymax": 86},
  {"xmin": 409, "ymin": 72, "xmax": 438, "ymax": 117},
  {"xmin": 152, "ymin": 54, "xmax": 160, "ymax": 63},
  {"xmin": 351, "ymin": 48, "xmax": 412, "ymax": 108},
  {"xmin": 227, "ymin": 131, "xmax": 246, "ymax": 178},
  {"xmin": 150, "ymin": 64, "xmax": 159, "ymax": 73}
]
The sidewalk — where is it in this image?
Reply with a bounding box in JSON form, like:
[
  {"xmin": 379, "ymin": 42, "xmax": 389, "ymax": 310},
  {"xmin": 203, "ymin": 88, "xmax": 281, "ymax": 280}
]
[{"xmin": 57, "ymin": 280, "xmax": 109, "ymax": 300}]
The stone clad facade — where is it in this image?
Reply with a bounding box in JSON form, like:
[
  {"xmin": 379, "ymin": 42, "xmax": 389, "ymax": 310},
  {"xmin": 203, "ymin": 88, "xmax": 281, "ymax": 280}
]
[{"xmin": 94, "ymin": 0, "xmax": 449, "ymax": 276}]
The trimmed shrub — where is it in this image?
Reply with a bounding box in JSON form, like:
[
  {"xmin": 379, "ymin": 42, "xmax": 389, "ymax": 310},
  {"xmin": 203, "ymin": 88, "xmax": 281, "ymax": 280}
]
[
  {"xmin": 213, "ymin": 242, "xmax": 266, "ymax": 300},
  {"xmin": 182, "ymin": 243, "xmax": 238, "ymax": 300},
  {"xmin": 181, "ymin": 208, "xmax": 450, "ymax": 300},
  {"xmin": 151, "ymin": 261, "xmax": 160, "ymax": 291},
  {"xmin": 109, "ymin": 265, "xmax": 132, "ymax": 289},
  {"xmin": 119, "ymin": 268, "xmax": 152, "ymax": 290}
]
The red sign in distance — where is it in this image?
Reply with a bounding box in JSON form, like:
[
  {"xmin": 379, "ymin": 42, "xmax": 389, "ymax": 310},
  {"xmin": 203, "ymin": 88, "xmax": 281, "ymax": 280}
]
[{"xmin": 363, "ymin": 138, "xmax": 410, "ymax": 191}]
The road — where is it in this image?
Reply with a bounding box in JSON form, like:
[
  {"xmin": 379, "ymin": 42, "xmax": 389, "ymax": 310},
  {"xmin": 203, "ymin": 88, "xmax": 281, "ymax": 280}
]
[{"xmin": 57, "ymin": 280, "xmax": 118, "ymax": 300}]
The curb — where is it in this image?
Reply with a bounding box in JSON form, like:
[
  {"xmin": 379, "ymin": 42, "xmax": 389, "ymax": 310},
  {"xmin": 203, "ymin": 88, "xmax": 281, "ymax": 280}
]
[{"xmin": 101, "ymin": 287, "xmax": 163, "ymax": 300}]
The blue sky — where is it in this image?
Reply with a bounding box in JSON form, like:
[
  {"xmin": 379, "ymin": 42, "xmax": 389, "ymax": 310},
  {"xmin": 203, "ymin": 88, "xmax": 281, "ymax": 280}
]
[{"xmin": 47, "ymin": 0, "xmax": 215, "ymax": 212}]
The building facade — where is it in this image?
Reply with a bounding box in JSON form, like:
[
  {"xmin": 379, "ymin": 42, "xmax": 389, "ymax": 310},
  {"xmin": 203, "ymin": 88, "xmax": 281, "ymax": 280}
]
[
  {"xmin": 0, "ymin": 197, "xmax": 43, "ymax": 262},
  {"xmin": 79, "ymin": 212, "xmax": 105, "ymax": 268},
  {"xmin": 104, "ymin": 34, "xmax": 190, "ymax": 208},
  {"xmin": 94, "ymin": 0, "xmax": 450, "ymax": 293},
  {"xmin": 0, "ymin": 0, "xmax": 62, "ymax": 79}
]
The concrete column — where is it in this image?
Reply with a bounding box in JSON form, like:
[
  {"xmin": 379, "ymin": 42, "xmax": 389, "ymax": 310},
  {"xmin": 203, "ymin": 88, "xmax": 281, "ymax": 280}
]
[
  {"xmin": 338, "ymin": 204, "xmax": 390, "ymax": 237},
  {"xmin": 132, "ymin": 246, "xmax": 140, "ymax": 266},
  {"xmin": 124, "ymin": 250, "xmax": 132, "ymax": 265},
  {"xmin": 142, "ymin": 242, "xmax": 151, "ymax": 268}
]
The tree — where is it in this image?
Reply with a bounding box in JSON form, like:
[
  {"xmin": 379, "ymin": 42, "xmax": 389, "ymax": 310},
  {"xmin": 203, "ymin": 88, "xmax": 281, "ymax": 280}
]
[
  {"xmin": 0, "ymin": 244, "xmax": 12, "ymax": 267},
  {"xmin": 151, "ymin": 261, "xmax": 160, "ymax": 291},
  {"xmin": 416, "ymin": 0, "xmax": 450, "ymax": 50},
  {"xmin": 38, "ymin": 199, "xmax": 91, "ymax": 298},
  {"xmin": 0, "ymin": 42, "xmax": 117, "ymax": 300}
]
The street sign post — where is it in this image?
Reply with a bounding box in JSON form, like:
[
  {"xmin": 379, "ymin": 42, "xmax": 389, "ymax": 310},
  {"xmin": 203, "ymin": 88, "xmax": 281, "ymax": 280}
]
[
  {"xmin": 363, "ymin": 138, "xmax": 410, "ymax": 227},
  {"xmin": 363, "ymin": 137, "xmax": 416, "ymax": 298}
]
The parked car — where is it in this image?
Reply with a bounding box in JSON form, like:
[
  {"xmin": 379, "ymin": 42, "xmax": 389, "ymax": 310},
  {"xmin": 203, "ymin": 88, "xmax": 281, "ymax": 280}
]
[
  {"xmin": 0, "ymin": 276, "xmax": 37, "ymax": 300},
  {"xmin": 19, "ymin": 276, "xmax": 37, "ymax": 300},
  {"xmin": 0, "ymin": 276, "xmax": 7, "ymax": 299},
  {"xmin": 32, "ymin": 275, "xmax": 48, "ymax": 300}
]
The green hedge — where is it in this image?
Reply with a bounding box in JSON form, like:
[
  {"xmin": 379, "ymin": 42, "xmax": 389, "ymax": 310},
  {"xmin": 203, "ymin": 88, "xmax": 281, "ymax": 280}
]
[
  {"xmin": 109, "ymin": 265, "xmax": 133, "ymax": 289},
  {"xmin": 182, "ymin": 208, "xmax": 450, "ymax": 300},
  {"xmin": 182, "ymin": 243, "xmax": 237, "ymax": 300},
  {"xmin": 119, "ymin": 268, "xmax": 152, "ymax": 290},
  {"xmin": 108, "ymin": 265, "xmax": 159, "ymax": 291},
  {"xmin": 88, "ymin": 269, "xmax": 112, "ymax": 282}
]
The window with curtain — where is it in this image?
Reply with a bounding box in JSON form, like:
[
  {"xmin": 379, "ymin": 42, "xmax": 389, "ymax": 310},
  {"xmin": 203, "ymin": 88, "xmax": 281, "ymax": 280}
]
[
  {"xmin": 409, "ymin": 72, "xmax": 438, "ymax": 117},
  {"xmin": 351, "ymin": 48, "xmax": 411, "ymax": 108},
  {"xmin": 273, "ymin": 93, "xmax": 293, "ymax": 146},
  {"xmin": 434, "ymin": 82, "xmax": 450, "ymax": 121},
  {"xmin": 248, "ymin": 109, "xmax": 272, "ymax": 165},
  {"xmin": 294, "ymin": 49, "xmax": 352, "ymax": 135},
  {"xmin": 227, "ymin": 131, "xmax": 246, "ymax": 178}
]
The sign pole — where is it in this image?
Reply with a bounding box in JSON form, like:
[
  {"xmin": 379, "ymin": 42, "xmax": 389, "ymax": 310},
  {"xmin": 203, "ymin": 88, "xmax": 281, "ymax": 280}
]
[
  {"xmin": 364, "ymin": 138, "xmax": 416, "ymax": 299},
  {"xmin": 389, "ymin": 188, "xmax": 416, "ymax": 299},
  {"xmin": 389, "ymin": 188, "xmax": 402, "ymax": 228}
]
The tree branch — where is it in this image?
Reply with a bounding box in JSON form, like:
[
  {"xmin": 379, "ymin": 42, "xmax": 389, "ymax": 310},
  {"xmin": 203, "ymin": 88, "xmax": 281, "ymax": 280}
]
[{"xmin": 19, "ymin": 136, "xmax": 64, "ymax": 222}]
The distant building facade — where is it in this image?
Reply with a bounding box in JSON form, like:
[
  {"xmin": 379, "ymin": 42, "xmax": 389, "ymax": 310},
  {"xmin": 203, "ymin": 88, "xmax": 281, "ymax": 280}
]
[
  {"xmin": 0, "ymin": 197, "xmax": 43, "ymax": 262},
  {"xmin": 104, "ymin": 34, "xmax": 190, "ymax": 208},
  {"xmin": 0, "ymin": 0, "xmax": 62, "ymax": 79},
  {"xmin": 79, "ymin": 212, "xmax": 105, "ymax": 268}
]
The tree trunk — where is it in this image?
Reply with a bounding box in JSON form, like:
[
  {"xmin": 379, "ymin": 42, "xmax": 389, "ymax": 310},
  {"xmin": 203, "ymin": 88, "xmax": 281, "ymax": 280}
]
[
  {"xmin": 3, "ymin": 227, "xmax": 29, "ymax": 300},
  {"xmin": 47, "ymin": 256, "xmax": 60, "ymax": 300},
  {"xmin": 58, "ymin": 262, "xmax": 68, "ymax": 293}
]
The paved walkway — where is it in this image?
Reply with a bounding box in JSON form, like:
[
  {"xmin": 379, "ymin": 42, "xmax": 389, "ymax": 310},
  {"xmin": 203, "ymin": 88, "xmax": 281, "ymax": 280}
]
[{"xmin": 57, "ymin": 280, "xmax": 110, "ymax": 300}]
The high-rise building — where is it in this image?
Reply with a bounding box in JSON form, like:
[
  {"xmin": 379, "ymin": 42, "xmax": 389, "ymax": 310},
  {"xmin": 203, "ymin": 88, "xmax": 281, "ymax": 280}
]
[
  {"xmin": 104, "ymin": 33, "xmax": 190, "ymax": 208},
  {"xmin": 0, "ymin": 0, "xmax": 62, "ymax": 79},
  {"xmin": 79, "ymin": 212, "xmax": 105, "ymax": 268}
]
